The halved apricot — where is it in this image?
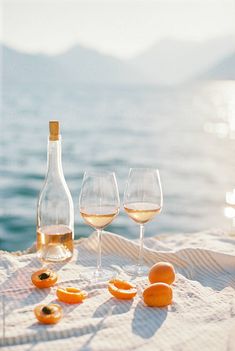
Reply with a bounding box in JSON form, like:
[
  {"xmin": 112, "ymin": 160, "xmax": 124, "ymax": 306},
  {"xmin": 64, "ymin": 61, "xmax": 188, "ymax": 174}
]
[
  {"xmin": 148, "ymin": 262, "xmax": 175, "ymax": 285},
  {"xmin": 108, "ymin": 279, "xmax": 137, "ymax": 300},
  {"xmin": 34, "ymin": 304, "xmax": 62, "ymax": 324},
  {"xmin": 56, "ymin": 287, "xmax": 88, "ymax": 304},
  {"xmin": 143, "ymin": 282, "xmax": 173, "ymax": 307},
  {"xmin": 31, "ymin": 269, "xmax": 58, "ymax": 288}
]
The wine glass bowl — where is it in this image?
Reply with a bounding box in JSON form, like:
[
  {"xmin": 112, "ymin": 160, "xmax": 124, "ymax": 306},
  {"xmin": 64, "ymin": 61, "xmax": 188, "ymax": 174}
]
[
  {"xmin": 79, "ymin": 171, "xmax": 120, "ymax": 282},
  {"xmin": 80, "ymin": 207, "xmax": 119, "ymax": 230},
  {"xmin": 124, "ymin": 203, "xmax": 161, "ymax": 224},
  {"xmin": 123, "ymin": 168, "xmax": 163, "ymax": 276}
]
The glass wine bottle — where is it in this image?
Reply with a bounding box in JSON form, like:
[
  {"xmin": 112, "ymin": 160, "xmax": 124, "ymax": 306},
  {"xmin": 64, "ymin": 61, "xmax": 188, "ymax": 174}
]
[{"xmin": 36, "ymin": 121, "xmax": 74, "ymax": 262}]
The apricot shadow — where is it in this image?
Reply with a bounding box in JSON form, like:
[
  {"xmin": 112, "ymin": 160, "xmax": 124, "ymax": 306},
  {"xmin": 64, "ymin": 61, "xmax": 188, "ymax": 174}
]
[{"xmin": 132, "ymin": 300, "xmax": 168, "ymax": 339}]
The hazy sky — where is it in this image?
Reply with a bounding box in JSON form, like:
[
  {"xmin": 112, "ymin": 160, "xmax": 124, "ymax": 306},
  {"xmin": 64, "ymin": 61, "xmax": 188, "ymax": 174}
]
[{"xmin": 1, "ymin": 0, "xmax": 235, "ymax": 59}]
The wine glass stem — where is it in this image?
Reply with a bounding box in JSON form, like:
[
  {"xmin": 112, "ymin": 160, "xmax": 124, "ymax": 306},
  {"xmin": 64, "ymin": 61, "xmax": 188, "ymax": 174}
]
[
  {"xmin": 138, "ymin": 224, "xmax": 145, "ymax": 267},
  {"xmin": 97, "ymin": 229, "xmax": 102, "ymax": 271}
]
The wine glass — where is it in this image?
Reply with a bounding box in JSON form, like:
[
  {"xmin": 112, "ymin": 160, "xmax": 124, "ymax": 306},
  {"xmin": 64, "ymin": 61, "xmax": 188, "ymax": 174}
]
[
  {"xmin": 79, "ymin": 171, "xmax": 120, "ymax": 282},
  {"xmin": 123, "ymin": 168, "xmax": 163, "ymax": 276}
]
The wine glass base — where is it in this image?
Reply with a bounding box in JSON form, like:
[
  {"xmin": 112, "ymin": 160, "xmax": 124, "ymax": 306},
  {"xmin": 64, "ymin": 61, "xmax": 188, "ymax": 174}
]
[
  {"xmin": 122, "ymin": 264, "xmax": 149, "ymax": 277},
  {"xmin": 81, "ymin": 267, "xmax": 117, "ymax": 283}
]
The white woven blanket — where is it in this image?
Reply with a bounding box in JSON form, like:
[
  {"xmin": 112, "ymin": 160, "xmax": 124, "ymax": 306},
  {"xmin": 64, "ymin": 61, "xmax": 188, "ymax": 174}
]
[{"xmin": 0, "ymin": 230, "xmax": 235, "ymax": 351}]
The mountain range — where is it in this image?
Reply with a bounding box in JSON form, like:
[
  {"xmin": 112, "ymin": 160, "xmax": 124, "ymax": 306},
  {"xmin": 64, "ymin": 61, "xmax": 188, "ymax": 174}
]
[
  {"xmin": 199, "ymin": 51, "xmax": 235, "ymax": 80},
  {"xmin": 1, "ymin": 36, "xmax": 235, "ymax": 86},
  {"xmin": 130, "ymin": 36, "xmax": 235, "ymax": 84}
]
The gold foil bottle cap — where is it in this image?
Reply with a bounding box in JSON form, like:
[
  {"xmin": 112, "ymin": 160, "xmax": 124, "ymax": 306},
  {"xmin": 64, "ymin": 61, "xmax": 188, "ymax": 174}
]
[{"xmin": 49, "ymin": 121, "xmax": 60, "ymax": 141}]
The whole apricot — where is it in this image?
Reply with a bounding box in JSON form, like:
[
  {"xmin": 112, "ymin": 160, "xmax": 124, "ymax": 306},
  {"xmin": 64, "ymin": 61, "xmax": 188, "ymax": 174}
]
[
  {"xmin": 148, "ymin": 262, "xmax": 175, "ymax": 285},
  {"xmin": 143, "ymin": 282, "xmax": 173, "ymax": 307}
]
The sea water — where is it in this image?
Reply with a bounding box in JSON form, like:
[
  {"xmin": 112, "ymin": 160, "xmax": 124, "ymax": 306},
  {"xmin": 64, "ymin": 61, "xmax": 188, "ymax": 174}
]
[{"xmin": 1, "ymin": 81, "xmax": 235, "ymax": 251}]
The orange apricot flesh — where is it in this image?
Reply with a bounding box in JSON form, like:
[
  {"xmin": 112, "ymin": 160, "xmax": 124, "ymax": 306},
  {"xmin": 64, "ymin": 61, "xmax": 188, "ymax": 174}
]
[
  {"xmin": 31, "ymin": 269, "xmax": 58, "ymax": 289},
  {"xmin": 108, "ymin": 279, "xmax": 137, "ymax": 300},
  {"xmin": 143, "ymin": 282, "xmax": 173, "ymax": 307},
  {"xmin": 56, "ymin": 287, "xmax": 88, "ymax": 304},
  {"xmin": 148, "ymin": 262, "xmax": 175, "ymax": 285},
  {"xmin": 34, "ymin": 304, "xmax": 62, "ymax": 324}
]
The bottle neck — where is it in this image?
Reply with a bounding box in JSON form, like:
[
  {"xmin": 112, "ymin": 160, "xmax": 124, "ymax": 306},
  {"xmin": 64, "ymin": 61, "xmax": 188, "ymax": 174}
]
[{"xmin": 46, "ymin": 137, "xmax": 64, "ymax": 178}]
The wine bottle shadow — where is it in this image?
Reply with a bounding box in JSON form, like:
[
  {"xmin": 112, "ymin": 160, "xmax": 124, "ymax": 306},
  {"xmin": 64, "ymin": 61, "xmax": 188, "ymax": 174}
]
[{"xmin": 93, "ymin": 297, "xmax": 133, "ymax": 318}]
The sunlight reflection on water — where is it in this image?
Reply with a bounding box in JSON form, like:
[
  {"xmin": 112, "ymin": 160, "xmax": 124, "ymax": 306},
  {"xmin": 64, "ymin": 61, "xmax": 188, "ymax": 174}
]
[{"xmin": 203, "ymin": 81, "xmax": 235, "ymax": 139}]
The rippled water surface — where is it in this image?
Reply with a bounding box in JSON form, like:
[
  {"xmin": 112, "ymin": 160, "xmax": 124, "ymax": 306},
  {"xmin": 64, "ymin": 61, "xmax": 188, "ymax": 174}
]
[{"xmin": 1, "ymin": 81, "xmax": 235, "ymax": 251}]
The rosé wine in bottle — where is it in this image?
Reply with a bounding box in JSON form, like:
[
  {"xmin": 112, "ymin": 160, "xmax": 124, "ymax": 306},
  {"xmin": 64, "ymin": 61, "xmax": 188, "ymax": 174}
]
[{"xmin": 36, "ymin": 121, "xmax": 74, "ymax": 262}]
